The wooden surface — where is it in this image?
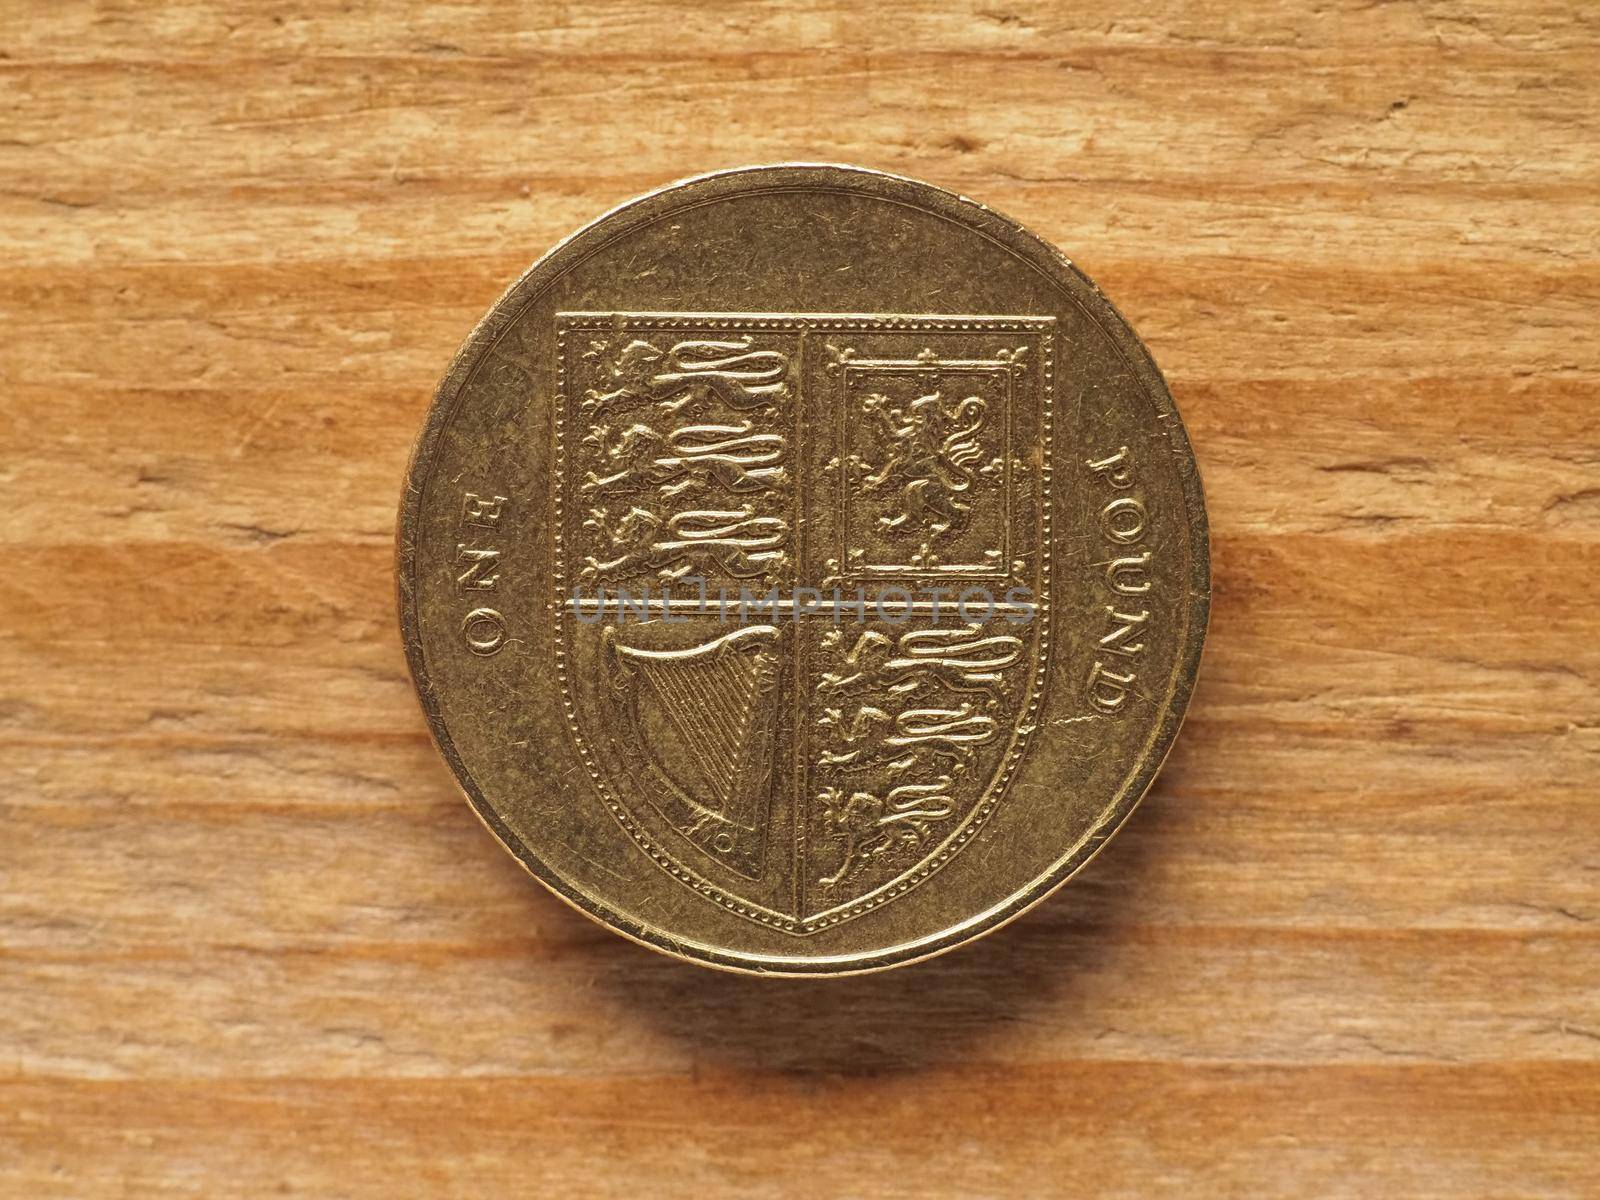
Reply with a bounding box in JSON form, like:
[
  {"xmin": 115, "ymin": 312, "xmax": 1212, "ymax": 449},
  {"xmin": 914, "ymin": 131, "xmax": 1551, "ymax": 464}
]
[{"xmin": 3, "ymin": 2, "xmax": 1597, "ymax": 1195}]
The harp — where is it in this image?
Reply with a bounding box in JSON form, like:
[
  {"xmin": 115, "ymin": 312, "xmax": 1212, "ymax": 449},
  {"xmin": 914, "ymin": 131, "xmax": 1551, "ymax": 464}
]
[{"xmin": 602, "ymin": 624, "xmax": 781, "ymax": 876}]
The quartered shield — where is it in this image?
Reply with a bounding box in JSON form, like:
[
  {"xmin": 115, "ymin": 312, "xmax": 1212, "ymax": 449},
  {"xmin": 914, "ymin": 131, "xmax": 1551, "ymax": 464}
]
[{"xmin": 555, "ymin": 313, "xmax": 1055, "ymax": 934}]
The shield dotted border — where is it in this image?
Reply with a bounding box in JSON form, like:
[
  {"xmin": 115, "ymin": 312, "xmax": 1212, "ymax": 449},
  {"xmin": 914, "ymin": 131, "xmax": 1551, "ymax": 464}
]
[{"xmin": 553, "ymin": 312, "xmax": 1055, "ymax": 936}]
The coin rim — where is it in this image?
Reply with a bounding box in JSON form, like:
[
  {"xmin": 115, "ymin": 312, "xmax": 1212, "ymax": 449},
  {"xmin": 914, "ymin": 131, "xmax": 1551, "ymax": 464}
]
[{"xmin": 396, "ymin": 163, "xmax": 1211, "ymax": 976}]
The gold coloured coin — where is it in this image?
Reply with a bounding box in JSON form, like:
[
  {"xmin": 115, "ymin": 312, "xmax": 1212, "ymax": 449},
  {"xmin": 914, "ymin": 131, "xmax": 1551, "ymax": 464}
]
[{"xmin": 398, "ymin": 165, "xmax": 1209, "ymax": 974}]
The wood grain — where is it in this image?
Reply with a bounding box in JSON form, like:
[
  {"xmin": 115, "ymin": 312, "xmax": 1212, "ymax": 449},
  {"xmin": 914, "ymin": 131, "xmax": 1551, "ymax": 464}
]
[{"xmin": 2, "ymin": 1, "xmax": 1597, "ymax": 1195}]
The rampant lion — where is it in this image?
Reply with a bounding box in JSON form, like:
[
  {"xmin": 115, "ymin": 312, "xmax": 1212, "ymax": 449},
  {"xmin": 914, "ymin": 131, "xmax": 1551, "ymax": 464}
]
[{"xmin": 858, "ymin": 390, "xmax": 988, "ymax": 538}]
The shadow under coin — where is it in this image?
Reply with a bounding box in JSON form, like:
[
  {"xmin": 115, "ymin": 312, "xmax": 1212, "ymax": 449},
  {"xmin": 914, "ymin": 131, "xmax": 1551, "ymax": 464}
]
[{"xmin": 583, "ymin": 776, "xmax": 1180, "ymax": 1076}]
